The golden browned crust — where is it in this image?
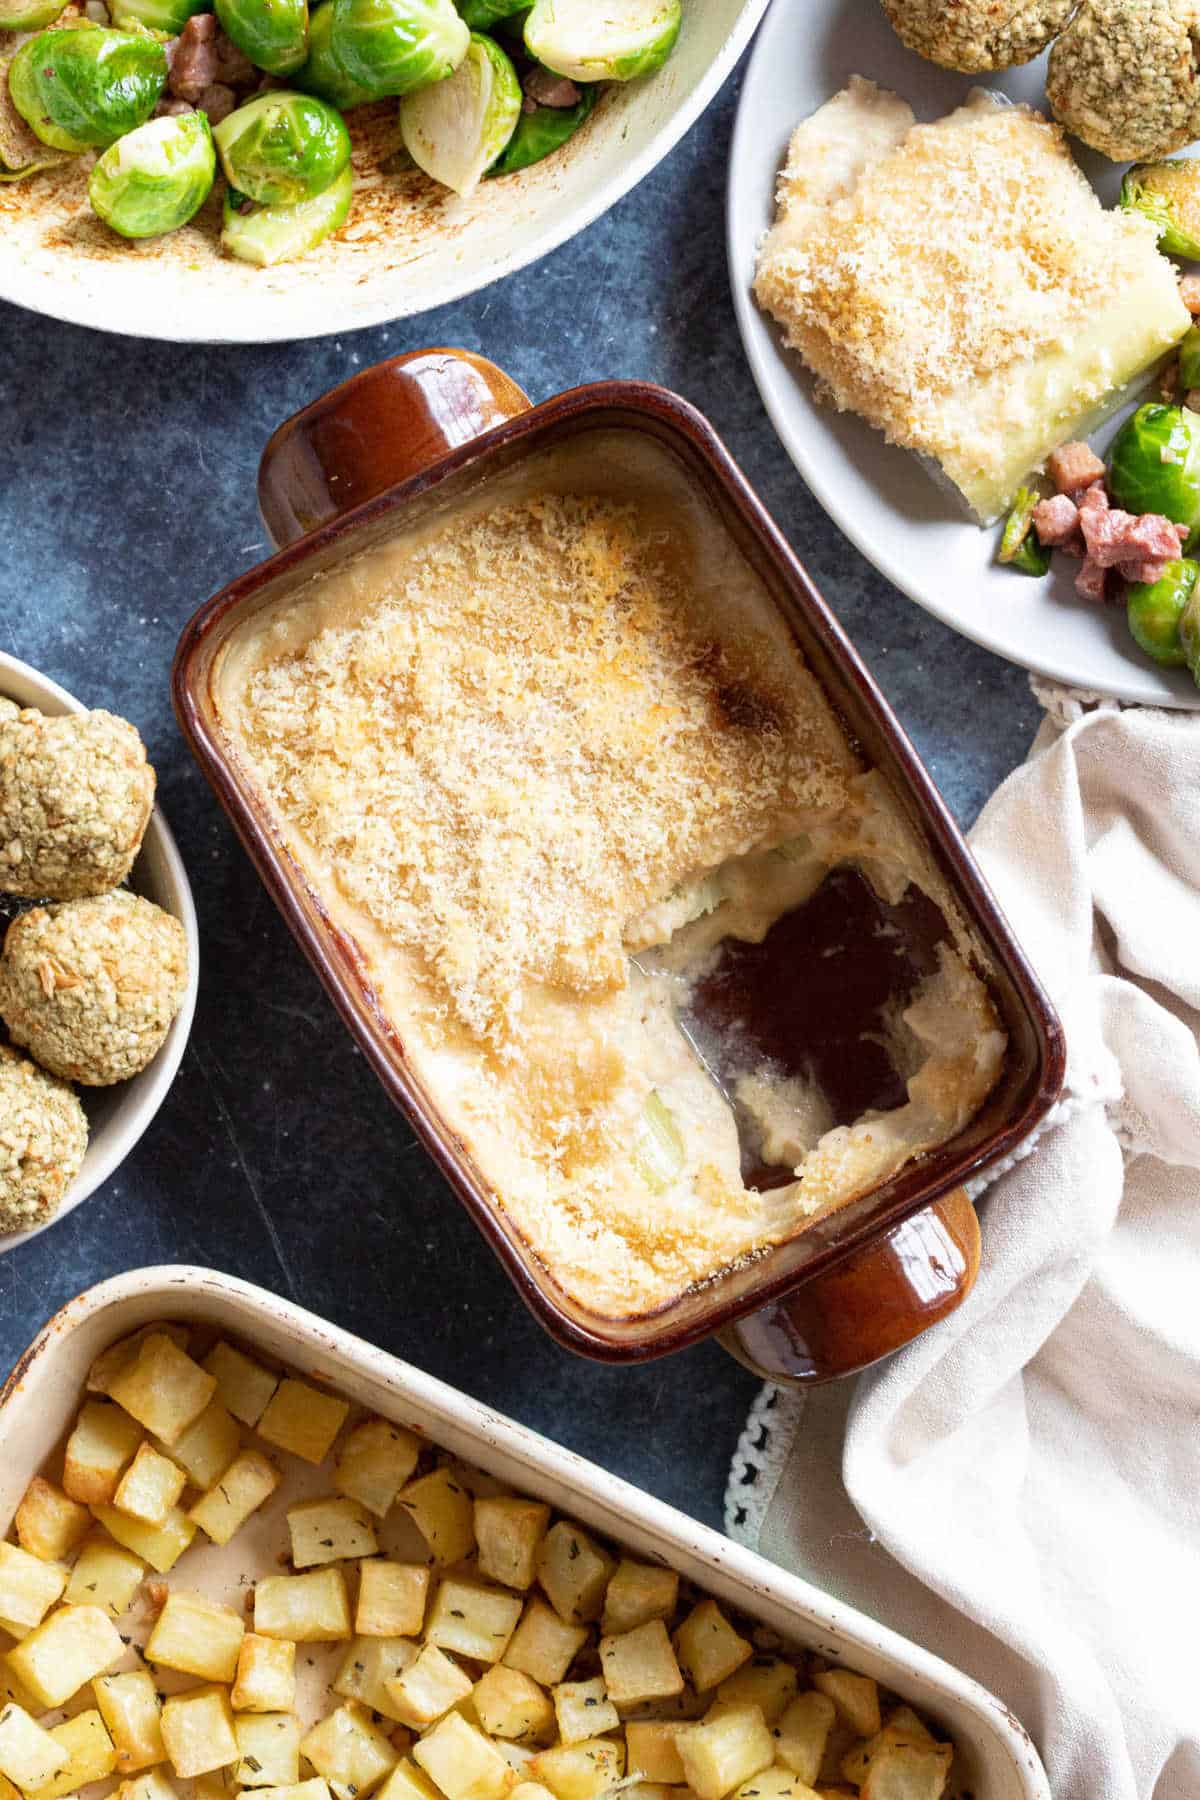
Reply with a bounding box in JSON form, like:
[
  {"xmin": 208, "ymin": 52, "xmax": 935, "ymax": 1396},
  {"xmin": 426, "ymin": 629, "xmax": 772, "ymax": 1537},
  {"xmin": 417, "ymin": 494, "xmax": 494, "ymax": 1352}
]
[
  {"xmin": 1047, "ymin": 0, "xmax": 1200, "ymax": 162},
  {"xmin": 881, "ymin": 0, "xmax": 1075, "ymax": 70},
  {"xmin": 0, "ymin": 1041, "xmax": 88, "ymax": 1232}
]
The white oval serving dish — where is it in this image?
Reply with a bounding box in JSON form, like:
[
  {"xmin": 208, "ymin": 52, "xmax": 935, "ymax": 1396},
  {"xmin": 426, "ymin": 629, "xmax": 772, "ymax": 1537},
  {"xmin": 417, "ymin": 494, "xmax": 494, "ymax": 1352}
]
[
  {"xmin": 0, "ymin": 0, "xmax": 769, "ymax": 345},
  {"xmin": 0, "ymin": 653, "xmax": 199, "ymax": 1254},
  {"xmin": 0, "ymin": 1265, "xmax": 1051, "ymax": 1799}
]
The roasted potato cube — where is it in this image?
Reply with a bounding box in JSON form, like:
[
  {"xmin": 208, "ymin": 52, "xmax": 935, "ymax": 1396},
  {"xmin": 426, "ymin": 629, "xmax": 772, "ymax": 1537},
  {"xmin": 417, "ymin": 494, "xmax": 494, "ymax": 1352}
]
[
  {"xmin": 146, "ymin": 1589, "xmax": 246, "ymax": 1683},
  {"xmin": 4, "ymin": 1603, "xmax": 124, "ymax": 1708},
  {"xmin": 108, "ymin": 1336, "xmax": 217, "ymax": 1447},
  {"xmin": 254, "ymin": 1568, "xmax": 352, "ymax": 1642},
  {"xmin": 191, "ymin": 1780, "xmax": 235, "ymax": 1800},
  {"xmin": 23, "ymin": 1708, "xmax": 116, "ymax": 1800},
  {"xmin": 357, "ymin": 1562, "xmax": 429, "ymax": 1638},
  {"xmin": 189, "ymin": 1450, "xmax": 281, "ymax": 1547},
  {"xmin": 203, "ymin": 1343, "xmax": 279, "ymax": 1427},
  {"xmin": 860, "ymin": 1745, "xmax": 951, "ymax": 1800},
  {"xmin": 166, "ymin": 1400, "xmax": 242, "ymax": 1491},
  {"xmin": 730, "ymin": 1768, "xmax": 812, "ymax": 1800},
  {"xmin": 0, "ymin": 1659, "xmax": 40, "ymax": 1717},
  {"xmin": 413, "ymin": 1712, "xmax": 514, "ymax": 1800},
  {"xmin": 118, "ymin": 1768, "xmax": 180, "ymax": 1800},
  {"xmin": 625, "ymin": 1723, "xmax": 685, "ymax": 1784},
  {"xmin": 95, "ymin": 1670, "xmax": 166, "ymax": 1774},
  {"xmin": 810, "ymin": 1672, "xmax": 880, "ymax": 1741},
  {"xmin": 774, "ymin": 1695, "xmax": 835, "ymax": 1786},
  {"xmin": 675, "ymin": 1707, "xmax": 773, "ymax": 1800},
  {"xmin": 426, "ymin": 1579, "xmax": 522, "ymax": 1664},
  {"xmin": 114, "ymin": 1446, "xmax": 187, "ymax": 1528},
  {"xmin": 673, "ymin": 1604, "xmax": 752, "ymax": 1694},
  {"xmin": 472, "ymin": 1669, "xmax": 554, "ymax": 1745},
  {"xmin": 287, "ymin": 1497, "xmax": 378, "ymax": 1568},
  {"xmin": 87, "ymin": 1327, "xmax": 190, "ymax": 1397},
  {"xmin": 716, "ymin": 1662, "xmax": 798, "ymax": 1728},
  {"xmin": 235, "ymin": 1713, "xmax": 301, "ymax": 1787},
  {"xmin": 161, "ymin": 1686, "xmax": 238, "ymax": 1780},
  {"xmin": 0, "ymin": 1544, "xmax": 66, "ymax": 1631},
  {"xmin": 385, "ymin": 1644, "xmax": 473, "ymax": 1729},
  {"xmin": 502, "ymin": 1601, "xmax": 587, "ymax": 1688},
  {"xmin": 535, "ymin": 1526, "xmax": 612, "ymax": 1627},
  {"xmin": 256, "ymin": 1784, "xmax": 332, "ymax": 1800},
  {"xmin": 527, "ymin": 1738, "xmax": 623, "ymax": 1800},
  {"xmin": 63, "ymin": 1401, "xmax": 144, "ymax": 1506},
  {"xmin": 397, "ymin": 1469, "xmax": 475, "ymax": 1567},
  {"xmin": 15, "ymin": 1478, "xmax": 91, "ymax": 1563},
  {"xmin": 0, "ymin": 1705, "xmax": 69, "ymax": 1790},
  {"xmin": 551, "ymin": 1679, "xmax": 618, "ymax": 1746},
  {"xmin": 599, "ymin": 1621, "xmax": 683, "ymax": 1707},
  {"xmin": 841, "ymin": 1715, "xmax": 939, "ymax": 1789},
  {"xmin": 600, "ymin": 1563, "xmax": 678, "ymax": 1639},
  {"xmin": 377, "ymin": 1761, "xmax": 442, "ymax": 1800},
  {"xmin": 301, "ymin": 1701, "xmax": 398, "ymax": 1800},
  {"xmin": 92, "ymin": 1504, "xmax": 197, "ymax": 1574},
  {"xmin": 257, "ymin": 1381, "xmax": 349, "ymax": 1466},
  {"xmin": 64, "ymin": 1533, "xmax": 145, "ymax": 1616},
  {"xmin": 335, "ymin": 1422, "xmax": 421, "ymax": 1519},
  {"xmin": 474, "ymin": 1501, "xmax": 550, "ymax": 1594},
  {"xmin": 332, "ymin": 1637, "xmax": 417, "ymax": 1721},
  {"xmin": 232, "ymin": 1636, "xmax": 297, "ymax": 1714}
]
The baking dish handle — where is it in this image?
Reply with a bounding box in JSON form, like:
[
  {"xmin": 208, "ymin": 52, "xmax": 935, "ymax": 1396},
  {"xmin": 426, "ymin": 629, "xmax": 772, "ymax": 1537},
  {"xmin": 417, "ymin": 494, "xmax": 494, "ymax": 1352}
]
[
  {"xmin": 718, "ymin": 1187, "xmax": 980, "ymax": 1385},
  {"xmin": 258, "ymin": 348, "xmax": 533, "ymax": 547}
]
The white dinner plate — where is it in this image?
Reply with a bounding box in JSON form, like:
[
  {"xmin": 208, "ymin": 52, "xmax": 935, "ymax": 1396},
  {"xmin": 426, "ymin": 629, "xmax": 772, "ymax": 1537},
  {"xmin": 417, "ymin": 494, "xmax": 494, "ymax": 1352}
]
[{"xmin": 727, "ymin": 0, "xmax": 1200, "ymax": 707}]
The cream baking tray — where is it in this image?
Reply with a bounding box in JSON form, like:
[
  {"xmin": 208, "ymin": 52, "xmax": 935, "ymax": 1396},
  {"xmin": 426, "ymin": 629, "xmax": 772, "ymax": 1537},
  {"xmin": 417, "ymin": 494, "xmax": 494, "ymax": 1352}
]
[{"xmin": 0, "ymin": 1267, "xmax": 1050, "ymax": 1800}]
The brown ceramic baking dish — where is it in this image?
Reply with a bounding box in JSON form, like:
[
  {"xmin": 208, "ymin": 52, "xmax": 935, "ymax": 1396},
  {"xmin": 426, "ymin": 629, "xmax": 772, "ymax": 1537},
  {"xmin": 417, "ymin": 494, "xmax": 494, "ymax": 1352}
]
[{"xmin": 173, "ymin": 348, "xmax": 1065, "ymax": 1385}]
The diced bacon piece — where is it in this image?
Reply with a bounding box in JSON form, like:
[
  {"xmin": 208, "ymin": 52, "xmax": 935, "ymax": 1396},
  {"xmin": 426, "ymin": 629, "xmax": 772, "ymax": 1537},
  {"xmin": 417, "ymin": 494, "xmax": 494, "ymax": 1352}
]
[
  {"xmin": 1124, "ymin": 559, "xmax": 1171, "ymax": 586},
  {"xmin": 1179, "ymin": 274, "xmax": 1200, "ymax": 314},
  {"xmin": 1081, "ymin": 503, "xmax": 1184, "ymax": 569},
  {"xmin": 1032, "ymin": 494, "xmax": 1079, "ymax": 546},
  {"xmin": 1076, "ymin": 557, "xmax": 1108, "ymax": 602},
  {"xmin": 1078, "ymin": 482, "xmax": 1109, "ymax": 516},
  {"xmin": 1048, "ymin": 442, "xmax": 1106, "ymax": 495}
]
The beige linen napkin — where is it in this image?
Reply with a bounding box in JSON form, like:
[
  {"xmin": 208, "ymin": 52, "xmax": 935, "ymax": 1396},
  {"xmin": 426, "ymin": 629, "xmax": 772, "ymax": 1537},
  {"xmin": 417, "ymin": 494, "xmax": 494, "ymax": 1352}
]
[{"xmin": 725, "ymin": 686, "xmax": 1200, "ymax": 1800}]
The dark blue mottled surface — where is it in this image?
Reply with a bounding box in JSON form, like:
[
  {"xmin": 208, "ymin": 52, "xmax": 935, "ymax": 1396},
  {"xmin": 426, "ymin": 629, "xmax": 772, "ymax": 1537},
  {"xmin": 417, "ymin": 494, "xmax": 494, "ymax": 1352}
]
[{"xmin": 0, "ymin": 61, "xmax": 1039, "ymax": 1534}]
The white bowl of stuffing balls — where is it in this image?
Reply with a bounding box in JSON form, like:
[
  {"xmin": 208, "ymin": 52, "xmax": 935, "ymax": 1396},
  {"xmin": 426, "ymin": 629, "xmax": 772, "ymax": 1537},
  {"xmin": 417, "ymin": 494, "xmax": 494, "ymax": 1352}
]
[{"xmin": 0, "ymin": 652, "xmax": 198, "ymax": 1252}]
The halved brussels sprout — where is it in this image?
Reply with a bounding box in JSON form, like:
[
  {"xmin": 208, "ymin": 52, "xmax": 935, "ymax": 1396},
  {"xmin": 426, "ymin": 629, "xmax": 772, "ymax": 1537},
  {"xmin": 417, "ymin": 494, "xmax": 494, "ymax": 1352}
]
[
  {"xmin": 295, "ymin": 1, "xmax": 374, "ymax": 109},
  {"xmin": 8, "ymin": 25, "xmax": 165, "ymax": 151},
  {"xmin": 400, "ymin": 28, "xmax": 517, "ymax": 194},
  {"xmin": 215, "ymin": 0, "xmax": 309, "ymax": 76},
  {"xmin": 329, "ymin": 0, "xmax": 467, "ymax": 99},
  {"xmin": 997, "ymin": 484, "xmax": 1050, "ymax": 575},
  {"xmin": 1121, "ymin": 160, "xmax": 1200, "ymax": 261},
  {"xmin": 0, "ymin": 0, "xmax": 65, "ymax": 32},
  {"xmin": 221, "ymin": 157, "xmax": 351, "ymax": 261},
  {"xmin": 457, "ymin": 0, "xmax": 524, "ymax": 25},
  {"xmin": 1108, "ymin": 404, "xmax": 1200, "ymax": 547},
  {"xmin": 524, "ymin": 0, "xmax": 680, "ymax": 82},
  {"xmin": 214, "ymin": 88, "xmax": 349, "ymax": 204},
  {"xmin": 89, "ymin": 108, "xmax": 215, "ymax": 235},
  {"xmin": 490, "ymin": 76, "xmax": 593, "ymax": 175},
  {"xmin": 1, "ymin": 30, "xmax": 73, "ymax": 177},
  {"xmin": 109, "ymin": 0, "xmax": 208, "ymax": 35},
  {"xmin": 1126, "ymin": 558, "xmax": 1197, "ymax": 667}
]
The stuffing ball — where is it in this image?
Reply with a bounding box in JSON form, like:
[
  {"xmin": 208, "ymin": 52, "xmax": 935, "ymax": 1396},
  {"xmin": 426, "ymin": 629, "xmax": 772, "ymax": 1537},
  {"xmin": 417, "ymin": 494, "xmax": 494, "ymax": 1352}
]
[
  {"xmin": 1047, "ymin": 0, "xmax": 1200, "ymax": 161},
  {"xmin": 0, "ymin": 704, "xmax": 156, "ymax": 900},
  {"xmin": 0, "ymin": 1042, "xmax": 88, "ymax": 1235},
  {"xmin": 0, "ymin": 891, "xmax": 188, "ymax": 1087},
  {"xmin": 879, "ymin": 0, "xmax": 1076, "ymax": 70}
]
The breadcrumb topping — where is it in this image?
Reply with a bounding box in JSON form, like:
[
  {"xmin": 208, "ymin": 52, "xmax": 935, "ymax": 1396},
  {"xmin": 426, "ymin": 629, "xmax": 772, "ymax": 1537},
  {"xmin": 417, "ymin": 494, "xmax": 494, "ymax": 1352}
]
[
  {"xmin": 881, "ymin": 0, "xmax": 1075, "ymax": 71},
  {"xmin": 1047, "ymin": 0, "xmax": 1200, "ymax": 162},
  {"xmin": 0, "ymin": 1042, "xmax": 87, "ymax": 1233}
]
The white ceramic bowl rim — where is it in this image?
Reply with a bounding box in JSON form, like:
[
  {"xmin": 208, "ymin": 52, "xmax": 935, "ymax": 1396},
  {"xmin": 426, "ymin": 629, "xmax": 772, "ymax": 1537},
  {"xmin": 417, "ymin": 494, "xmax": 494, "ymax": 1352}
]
[{"xmin": 0, "ymin": 652, "xmax": 199, "ymax": 1253}]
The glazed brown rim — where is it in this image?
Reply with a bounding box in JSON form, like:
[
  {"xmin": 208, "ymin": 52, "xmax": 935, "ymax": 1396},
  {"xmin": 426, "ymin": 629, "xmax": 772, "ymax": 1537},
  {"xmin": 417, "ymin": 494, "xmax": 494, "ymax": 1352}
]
[{"xmin": 174, "ymin": 378, "xmax": 1066, "ymax": 1363}]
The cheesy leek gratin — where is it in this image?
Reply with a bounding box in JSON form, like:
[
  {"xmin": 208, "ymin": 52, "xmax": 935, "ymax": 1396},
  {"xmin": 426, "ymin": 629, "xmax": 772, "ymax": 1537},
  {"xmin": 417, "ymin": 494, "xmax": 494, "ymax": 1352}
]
[
  {"xmin": 0, "ymin": 1321, "xmax": 960, "ymax": 1800},
  {"xmin": 753, "ymin": 79, "xmax": 1191, "ymax": 523},
  {"xmin": 214, "ymin": 433, "xmax": 1006, "ymax": 1321}
]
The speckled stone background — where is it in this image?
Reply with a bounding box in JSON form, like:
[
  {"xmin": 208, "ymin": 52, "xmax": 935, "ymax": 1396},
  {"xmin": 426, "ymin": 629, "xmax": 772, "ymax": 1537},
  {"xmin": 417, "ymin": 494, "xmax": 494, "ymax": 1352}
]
[{"xmin": 0, "ymin": 58, "xmax": 1039, "ymax": 1534}]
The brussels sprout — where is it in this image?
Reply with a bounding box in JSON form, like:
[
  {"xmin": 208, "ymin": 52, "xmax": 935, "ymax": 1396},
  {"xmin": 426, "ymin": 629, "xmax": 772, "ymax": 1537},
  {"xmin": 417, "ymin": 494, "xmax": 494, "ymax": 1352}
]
[
  {"xmin": 329, "ymin": 0, "xmax": 467, "ymax": 99},
  {"xmin": 1108, "ymin": 404, "xmax": 1200, "ymax": 547},
  {"xmin": 524, "ymin": 0, "xmax": 680, "ymax": 83},
  {"xmin": 399, "ymin": 28, "xmax": 516, "ymax": 194},
  {"xmin": 220, "ymin": 156, "xmax": 351, "ymax": 261},
  {"xmin": 215, "ymin": 0, "xmax": 308, "ymax": 76},
  {"xmin": 89, "ymin": 109, "xmax": 214, "ymax": 235},
  {"xmin": 0, "ymin": 0, "xmax": 65, "ymax": 32},
  {"xmin": 8, "ymin": 25, "xmax": 165, "ymax": 151},
  {"xmin": 1178, "ymin": 324, "xmax": 1200, "ymax": 393},
  {"xmin": 0, "ymin": 30, "xmax": 73, "ymax": 177},
  {"xmin": 996, "ymin": 484, "xmax": 1050, "ymax": 574},
  {"xmin": 1121, "ymin": 160, "xmax": 1200, "ymax": 261},
  {"xmin": 1126, "ymin": 558, "xmax": 1197, "ymax": 667},
  {"xmin": 1179, "ymin": 585, "xmax": 1200, "ymax": 683},
  {"xmin": 490, "ymin": 76, "xmax": 592, "ymax": 174},
  {"xmin": 294, "ymin": 1, "xmax": 373, "ymax": 109},
  {"xmin": 214, "ymin": 88, "xmax": 349, "ymax": 204},
  {"xmin": 456, "ymin": 0, "xmax": 524, "ymax": 25},
  {"xmin": 109, "ymin": 0, "xmax": 208, "ymax": 35}
]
